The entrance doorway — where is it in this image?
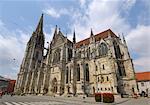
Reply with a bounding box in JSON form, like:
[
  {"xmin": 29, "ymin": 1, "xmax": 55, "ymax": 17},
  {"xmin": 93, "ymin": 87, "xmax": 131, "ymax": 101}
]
[{"xmin": 52, "ymin": 78, "xmax": 58, "ymax": 93}]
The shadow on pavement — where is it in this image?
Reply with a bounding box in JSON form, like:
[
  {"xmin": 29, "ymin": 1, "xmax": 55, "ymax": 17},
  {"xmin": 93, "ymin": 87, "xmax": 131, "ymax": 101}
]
[{"xmin": 112, "ymin": 98, "xmax": 131, "ymax": 105}]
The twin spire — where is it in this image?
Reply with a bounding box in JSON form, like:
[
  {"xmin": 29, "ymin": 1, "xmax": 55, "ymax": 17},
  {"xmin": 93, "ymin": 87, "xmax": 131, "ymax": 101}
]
[
  {"xmin": 35, "ymin": 14, "xmax": 43, "ymax": 33},
  {"xmin": 35, "ymin": 14, "xmax": 95, "ymax": 44}
]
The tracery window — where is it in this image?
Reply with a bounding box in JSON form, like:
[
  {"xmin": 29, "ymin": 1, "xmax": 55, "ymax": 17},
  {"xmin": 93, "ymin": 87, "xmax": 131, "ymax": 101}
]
[
  {"xmin": 78, "ymin": 51, "xmax": 81, "ymax": 58},
  {"xmin": 77, "ymin": 64, "xmax": 80, "ymax": 81},
  {"xmin": 113, "ymin": 41, "xmax": 122, "ymax": 59},
  {"xmin": 85, "ymin": 63, "xmax": 89, "ymax": 81},
  {"xmin": 53, "ymin": 48, "xmax": 61, "ymax": 63},
  {"xmin": 68, "ymin": 48, "xmax": 72, "ymax": 61},
  {"xmin": 99, "ymin": 43, "xmax": 108, "ymax": 56}
]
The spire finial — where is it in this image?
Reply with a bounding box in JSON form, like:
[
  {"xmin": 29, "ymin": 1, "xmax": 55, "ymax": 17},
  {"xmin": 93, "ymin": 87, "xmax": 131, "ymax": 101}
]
[
  {"xmin": 91, "ymin": 28, "xmax": 94, "ymax": 36},
  {"xmin": 54, "ymin": 25, "xmax": 57, "ymax": 35},
  {"xmin": 35, "ymin": 13, "xmax": 43, "ymax": 33},
  {"xmin": 73, "ymin": 29, "xmax": 76, "ymax": 43}
]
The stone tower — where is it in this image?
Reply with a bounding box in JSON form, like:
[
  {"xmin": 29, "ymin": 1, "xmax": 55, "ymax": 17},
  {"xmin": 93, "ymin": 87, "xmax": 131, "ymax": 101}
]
[{"xmin": 15, "ymin": 14, "xmax": 45, "ymax": 94}]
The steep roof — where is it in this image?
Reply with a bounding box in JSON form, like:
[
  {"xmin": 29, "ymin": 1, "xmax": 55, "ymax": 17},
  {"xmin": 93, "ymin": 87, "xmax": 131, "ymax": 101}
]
[
  {"xmin": 135, "ymin": 72, "xmax": 150, "ymax": 81},
  {"xmin": 75, "ymin": 29, "xmax": 117, "ymax": 48}
]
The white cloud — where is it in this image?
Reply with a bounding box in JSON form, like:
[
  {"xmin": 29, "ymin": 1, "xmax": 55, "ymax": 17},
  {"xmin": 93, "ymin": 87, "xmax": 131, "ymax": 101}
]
[
  {"xmin": 0, "ymin": 20, "xmax": 30, "ymax": 79},
  {"xmin": 68, "ymin": 0, "xmax": 131, "ymax": 41},
  {"xmin": 79, "ymin": 0, "xmax": 86, "ymax": 7},
  {"xmin": 67, "ymin": 0, "xmax": 150, "ymax": 72},
  {"xmin": 43, "ymin": 8, "xmax": 70, "ymax": 18},
  {"xmin": 126, "ymin": 25, "xmax": 150, "ymax": 71}
]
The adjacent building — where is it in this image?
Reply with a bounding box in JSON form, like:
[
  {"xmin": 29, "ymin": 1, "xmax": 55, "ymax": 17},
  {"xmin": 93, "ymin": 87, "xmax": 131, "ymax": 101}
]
[
  {"xmin": 136, "ymin": 72, "xmax": 150, "ymax": 96},
  {"xmin": 0, "ymin": 76, "xmax": 16, "ymax": 94},
  {"xmin": 15, "ymin": 14, "xmax": 138, "ymax": 96}
]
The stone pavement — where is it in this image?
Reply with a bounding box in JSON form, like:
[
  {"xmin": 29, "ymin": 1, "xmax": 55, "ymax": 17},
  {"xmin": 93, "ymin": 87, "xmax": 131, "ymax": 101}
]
[{"xmin": 0, "ymin": 95, "xmax": 149, "ymax": 105}]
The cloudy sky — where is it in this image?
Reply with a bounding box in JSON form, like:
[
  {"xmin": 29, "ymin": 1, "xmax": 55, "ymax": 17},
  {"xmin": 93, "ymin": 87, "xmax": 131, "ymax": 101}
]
[{"xmin": 0, "ymin": 0, "xmax": 150, "ymax": 79}]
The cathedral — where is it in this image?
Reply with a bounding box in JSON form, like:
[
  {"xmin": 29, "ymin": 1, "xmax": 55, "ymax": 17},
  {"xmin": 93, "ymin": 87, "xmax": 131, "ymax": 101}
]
[{"xmin": 15, "ymin": 14, "xmax": 138, "ymax": 96}]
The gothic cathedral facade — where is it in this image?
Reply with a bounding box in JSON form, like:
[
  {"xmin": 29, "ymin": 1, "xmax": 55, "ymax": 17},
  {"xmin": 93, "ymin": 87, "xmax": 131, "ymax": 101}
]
[{"xmin": 15, "ymin": 14, "xmax": 138, "ymax": 96}]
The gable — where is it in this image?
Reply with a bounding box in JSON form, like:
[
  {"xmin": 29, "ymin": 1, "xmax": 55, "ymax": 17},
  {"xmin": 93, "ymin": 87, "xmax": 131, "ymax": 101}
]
[{"xmin": 51, "ymin": 32, "xmax": 66, "ymax": 48}]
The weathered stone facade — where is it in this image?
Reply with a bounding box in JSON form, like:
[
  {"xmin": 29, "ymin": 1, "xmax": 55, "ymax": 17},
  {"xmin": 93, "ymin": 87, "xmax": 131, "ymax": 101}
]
[{"xmin": 15, "ymin": 14, "xmax": 138, "ymax": 96}]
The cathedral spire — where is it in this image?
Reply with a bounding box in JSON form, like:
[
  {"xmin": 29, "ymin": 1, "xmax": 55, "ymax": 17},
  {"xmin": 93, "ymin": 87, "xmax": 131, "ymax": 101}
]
[
  {"xmin": 73, "ymin": 29, "xmax": 76, "ymax": 43},
  {"xmin": 35, "ymin": 14, "xmax": 43, "ymax": 33},
  {"xmin": 122, "ymin": 33, "xmax": 127, "ymax": 46},
  {"xmin": 90, "ymin": 28, "xmax": 94, "ymax": 37},
  {"xmin": 54, "ymin": 25, "xmax": 58, "ymax": 35}
]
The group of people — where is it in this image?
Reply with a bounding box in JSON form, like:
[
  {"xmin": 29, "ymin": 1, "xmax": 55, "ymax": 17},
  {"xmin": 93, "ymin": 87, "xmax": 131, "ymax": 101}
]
[{"xmin": 0, "ymin": 91, "xmax": 14, "ymax": 98}]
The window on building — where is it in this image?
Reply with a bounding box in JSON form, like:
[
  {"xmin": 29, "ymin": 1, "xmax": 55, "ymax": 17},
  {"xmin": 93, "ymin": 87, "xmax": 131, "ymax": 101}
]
[
  {"xmin": 141, "ymin": 82, "xmax": 144, "ymax": 86},
  {"xmin": 111, "ymin": 87, "xmax": 113, "ymax": 91},
  {"xmin": 53, "ymin": 48, "xmax": 61, "ymax": 63},
  {"xmin": 87, "ymin": 47, "xmax": 90, "ymax": 58},
  {"xmin": 102, "ymin": 64, "xmax": 105, "ymax": 70},
  {"xmin": 66, "ymin": 67, "xmax": 69, "ymax": 84},
  {"xmin": 107, "ymin": 76, "xmax": 109, "ymax": 81},
  {"xmin": 101, "ymin": 76, "xmax": 104, "ymax": 82},
  {"xmin": 68, "ymin": 48, "xmax": 72, "ymax": 61},
  {"xmin": 105, "ymin": 88, "xmax": 107, "ymax": 90},
  {"xmin": 108, "ymin": 88, "xmax": 110, "ymax": 90},
  {"xmin": 70, "ymin": 68, "xmax": 71, "ymax": 82},
  {"xmin": 101, "ymin": 88, "xmax": 103, "ymax": 91},
  {"xmin": 99, "ymin": 43, "xmax": 108, "ymax": 56},
  {"xmin": 78, "ymin": 51, "xmax": 81, "ymax": 58},
  {"xmin": 97, "ymin": 77, "xmax": 100, "ymax": 82},
  {"xmin": 77, "ymin": 64, "xmax": 80, "ymax": 81},
  {"xmin": 117, "ymin": 61, "xmax": 126, "ymax": 76},
  {"xmin": 85, "ymin": 63, "xmax": 89, "ymax": 81},
  {"xmin": 96, "ymin": 65, "xmax": 98, "ymax": 71},
  {"xmin": 113, "ymin": 41, "xmax": 122, "ymax": 59}
]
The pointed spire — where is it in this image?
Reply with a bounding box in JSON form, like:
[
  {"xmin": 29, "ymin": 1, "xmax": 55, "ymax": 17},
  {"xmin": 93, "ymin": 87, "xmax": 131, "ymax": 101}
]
[
  {"xmin": 122, "ymin": 33, "xmax": 127, "ymax": 45},
  {"xmin": 35, "ymin": 13, "xmax": 43, "ymax": 33},
  {"xmin": 90, "ymin": 28, "xmax": 94, "ymax": 37},
  {"xmin": 73, "ymin": 29, "xmax": 76, "ymax": 43},
  {"xmin": 54, "ymin": 25, "xmax": 58, "ymax": 35}
]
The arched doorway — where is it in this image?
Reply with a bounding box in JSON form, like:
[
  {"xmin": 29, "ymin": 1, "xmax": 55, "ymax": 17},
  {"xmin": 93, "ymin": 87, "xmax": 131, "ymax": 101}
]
[{"xmin": 52, "ymin": 78, "xmax": 58, "ymax": 93}]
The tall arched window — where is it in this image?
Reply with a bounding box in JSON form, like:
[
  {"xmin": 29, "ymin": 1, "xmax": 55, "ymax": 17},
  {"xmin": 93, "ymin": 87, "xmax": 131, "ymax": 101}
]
[
  {"xmin": 99, "ymin": 43, "xmax": 108, "ymax": 56},
  {"xmin": 68, "ymin": 48, "xmax": 72, "ymax": 61},
  {"xmin": 53, "ymin": 48, "xmax": 61, "ymax": 63},
  {"xmin": 77, "ymin": 64, "xmax": 80, "ymax": 81},
  {"xmin": 85, "ymin": 63, "xmax": 89, "ymax": 81},
  {"xmin": 113, "ymin": 41, "xmax": 122, "ymax": 59},
  {"xmin": 78, "ymin": 51, "xmax": 81, "ymax": 58},
  {"xmin": 66, "ymin": 67, "xmax": 69, "ymax": 83}
]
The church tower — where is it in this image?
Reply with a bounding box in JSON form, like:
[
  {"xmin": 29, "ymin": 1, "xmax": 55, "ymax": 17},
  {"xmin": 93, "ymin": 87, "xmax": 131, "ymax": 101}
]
[{"xmin": 15, "ymin": 14, "xmax": 45, "ymax": 94}]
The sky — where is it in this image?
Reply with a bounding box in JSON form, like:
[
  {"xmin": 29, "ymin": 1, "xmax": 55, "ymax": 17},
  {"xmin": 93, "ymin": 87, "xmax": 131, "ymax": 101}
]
[{"xmin": 0, "ymin": 0, "xmax": 150, "ymax": 79}]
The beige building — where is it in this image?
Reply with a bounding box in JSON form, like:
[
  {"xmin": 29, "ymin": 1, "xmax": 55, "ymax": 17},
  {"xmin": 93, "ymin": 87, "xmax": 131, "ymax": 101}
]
[
  {"xmin": 15, "ymin": 14, "xmax": 138, "ymax": 96},
  {"xmin": 136, "ymin": 72, "xmax": 150, "ymax": 97}
]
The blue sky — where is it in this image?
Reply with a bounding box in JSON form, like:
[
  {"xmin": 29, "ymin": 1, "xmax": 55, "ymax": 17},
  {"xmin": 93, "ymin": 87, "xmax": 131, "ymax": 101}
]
[{"xmin": 0, "ymin": 0, "xmax": 150, "ymax": 79}]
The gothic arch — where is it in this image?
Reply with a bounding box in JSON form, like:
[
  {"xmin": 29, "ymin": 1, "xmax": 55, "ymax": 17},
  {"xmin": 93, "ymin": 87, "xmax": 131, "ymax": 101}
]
[
  {"xmin": 85, "ymin": 63, "xmax": 89, "ymax": 82},
  {"xmin": 113, "ymin": 41, "xmax": 122, "ymax": 59},
  {"xmin": 53, "ymin": 48, "xmax": 61, "ymax": 63},
  {"xmin": 98, "ymin": 42, "xmax": 108, "ymax": 56},
  {"xmin": 52, "ymin": 78, "xmax": 57, "ymax": 93}
]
